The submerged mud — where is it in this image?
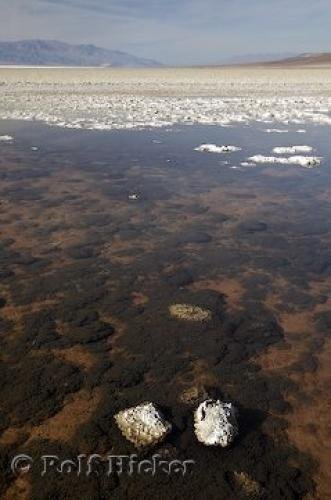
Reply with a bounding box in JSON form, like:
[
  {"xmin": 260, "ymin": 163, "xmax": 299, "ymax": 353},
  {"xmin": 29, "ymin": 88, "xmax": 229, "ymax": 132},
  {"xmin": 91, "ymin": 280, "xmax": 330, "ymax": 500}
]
[{"xmin": 0, "ymin": 121, "xmax": 330, "ymax": 499}]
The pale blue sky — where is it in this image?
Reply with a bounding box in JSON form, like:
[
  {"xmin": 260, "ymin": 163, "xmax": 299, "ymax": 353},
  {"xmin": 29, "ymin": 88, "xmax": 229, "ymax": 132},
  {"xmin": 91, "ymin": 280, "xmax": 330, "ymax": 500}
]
[{"xmin": 1, "ymin": 0, "xmax": 330, "ymax": 64}]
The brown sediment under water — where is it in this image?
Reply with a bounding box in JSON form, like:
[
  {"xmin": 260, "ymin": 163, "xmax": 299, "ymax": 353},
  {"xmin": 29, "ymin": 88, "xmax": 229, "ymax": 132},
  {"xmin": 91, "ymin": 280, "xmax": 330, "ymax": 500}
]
[{"xmin": 0, "ymin": 120, "xmax": 330, "ymax": 499}]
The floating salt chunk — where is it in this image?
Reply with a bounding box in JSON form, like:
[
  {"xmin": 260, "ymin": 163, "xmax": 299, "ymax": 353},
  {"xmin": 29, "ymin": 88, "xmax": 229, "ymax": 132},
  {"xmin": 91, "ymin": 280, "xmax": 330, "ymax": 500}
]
[
  {"xmin": 297, "ymin": 129, "xmax": 306, "ymax": 133},
  {"xmin": 272, "ymin": 145, "xmax": 313, "ymax": 154},
  {"xmin": 152, "ymin": 139, "xmax": 163, "ymax": 144},
  {"xmin": 194, "ymin": 399, "xmax": 238, "ymax": 447},
  {"xmin": 264, "ymin": 129, "xmax": 289, "ymax": 133},
  {"xmin": 0, "ymin": 135, "xmax": 13, "ymax": 142},
  {"xmin": 240, "ymin": 162, "xmax": 256, "ymax": 167},
  {"xmin": 195, "ymin": 144, "xmax": 241, "ymax": 154},
  {"xmin": 31, "ymin": 146, "xmax": 39, "ymax": 151},
  {"xmin": 128, "ymin": 193, "xmax": 139, "ymax": 200},
  {"xmin": 248, "ymin": 155, "xmax": 321, "ymax": 168},
  {"xmin": 114, "ymin": 402, "xmax": 172, "ymax": 448}
]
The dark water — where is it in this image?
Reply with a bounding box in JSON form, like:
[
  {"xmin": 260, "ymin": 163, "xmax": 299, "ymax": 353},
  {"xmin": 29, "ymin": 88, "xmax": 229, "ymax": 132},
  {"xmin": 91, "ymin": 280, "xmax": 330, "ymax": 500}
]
[{"xmin": 0, "ymin": 120, "xmax": 330, "ymax": 499}]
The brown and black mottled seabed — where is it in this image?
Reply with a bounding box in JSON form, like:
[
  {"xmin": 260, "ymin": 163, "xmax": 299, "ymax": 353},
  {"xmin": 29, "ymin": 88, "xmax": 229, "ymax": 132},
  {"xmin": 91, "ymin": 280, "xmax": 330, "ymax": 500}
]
[{"xmin": 0, "ymin": 120, "xmax": 330, "ymax": 499}]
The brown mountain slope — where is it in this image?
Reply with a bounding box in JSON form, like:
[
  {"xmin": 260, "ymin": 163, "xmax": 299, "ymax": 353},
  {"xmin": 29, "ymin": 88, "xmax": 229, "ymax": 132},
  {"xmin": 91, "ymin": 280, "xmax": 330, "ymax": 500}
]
[{"xmin": 265, "ymin": 52, "xmax": 331, "ymax": 66}]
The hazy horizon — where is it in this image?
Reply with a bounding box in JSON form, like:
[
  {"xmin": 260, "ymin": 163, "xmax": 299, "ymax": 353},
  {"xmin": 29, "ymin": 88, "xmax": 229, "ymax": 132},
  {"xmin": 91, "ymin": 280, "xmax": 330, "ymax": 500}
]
[{"xmin": 0, "ymin": 0, "xmax": 330, "ymax": 65}]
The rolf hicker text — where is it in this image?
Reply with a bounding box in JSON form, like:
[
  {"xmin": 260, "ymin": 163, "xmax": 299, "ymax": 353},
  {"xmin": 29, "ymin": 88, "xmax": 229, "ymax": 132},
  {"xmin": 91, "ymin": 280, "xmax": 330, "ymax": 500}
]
[{"xmin": 11, "ymin": 453, "xmax": 195, "ymax": 477}]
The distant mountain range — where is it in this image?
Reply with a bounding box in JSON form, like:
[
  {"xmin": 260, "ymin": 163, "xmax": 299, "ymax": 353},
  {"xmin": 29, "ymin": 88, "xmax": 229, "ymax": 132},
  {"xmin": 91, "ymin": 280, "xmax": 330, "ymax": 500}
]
[
  {"xmin": 218, "ymin": 52, "xmax": 331, "ymax": 67},
  {"xmin": 0, "ymin": 41, "xmax": 329, "ymax": 68},
  {"xmin": 264, "ymin": 52, "xmax": 331, "ymax": 66},
  {"xmin": 192, "ymin": 52, "xmax": 331, "ymax": 68},
  {"xmin": 221, "ymin": 52, "xmax": 297, "ymax": 65},
  {"xmin": 0, "ymin": 40, "xmax": 161, "ymax": 67}
]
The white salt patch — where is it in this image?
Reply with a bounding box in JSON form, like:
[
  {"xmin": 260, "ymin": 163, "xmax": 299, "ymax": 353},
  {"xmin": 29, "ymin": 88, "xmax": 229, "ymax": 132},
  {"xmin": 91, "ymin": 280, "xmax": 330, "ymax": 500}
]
[
  {"xmin": 264, "ymin": 128, "xmax": 289, "ymax": 133},
  {"xmin": 0, "ymin": 135, "xmax": 14, "ymax": 142},
  {"xmin": 248, "ymin": 155, "xmax": 322, "ymax": 168},
  {"xmin": 241, "ymin": 162, "xmax": 256, "ymax": 167},
  {"xmin": 297, "ymin": 129, "xmax": 307, "ymax": 133},
  {"xmin": 195, "ymin": 144, "xmax": 241, "ymax": 153},
  {"xmin": 0, "ymin": 69, "xmax": 330, "ymax": 131},
  {"xmin": 273, "ymin": 145, "xmax": 313, "ymax": 154}
]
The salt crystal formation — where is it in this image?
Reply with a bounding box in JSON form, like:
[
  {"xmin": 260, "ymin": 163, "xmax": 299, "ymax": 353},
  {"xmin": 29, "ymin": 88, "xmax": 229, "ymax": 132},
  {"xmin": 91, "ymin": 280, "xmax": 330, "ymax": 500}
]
[
  {"xmin": 0, "ymin": 135, "xmax": 13, "ymax": 142},
  {"xmin": 194, "ymin": 399, "xmax": 238, "ymax": 447},
  {"xmin": 241, "ymin": 161, "xmax": 256, "ymax": 167},
  {"xmin": 169, "ymin": 303, "xmax": 212, "ymax": 322},
  {"xmin": 0, "ymin": 67, "xmax": 331, "ymax": 130},
  {"xmin": 195, "ymin": 144, "xmax": 241, "ymax": 153},
  {"xmin": 248, "ymin": 155, "xmax": 321, "ymax": 168},
  {"xmin": 272, "ymin": 145, "xmax": 313, "ymax": 154},
  {"xmin": 114, "ymin": 402, "xmax": 172, "ymax": 448},
  {"xmin": 0, "ymin": 68, "xmax": 330, "ymax": 131},
  {"xmin": 264, "ymin": 128, "xmax": 289, "ymax": 133}
]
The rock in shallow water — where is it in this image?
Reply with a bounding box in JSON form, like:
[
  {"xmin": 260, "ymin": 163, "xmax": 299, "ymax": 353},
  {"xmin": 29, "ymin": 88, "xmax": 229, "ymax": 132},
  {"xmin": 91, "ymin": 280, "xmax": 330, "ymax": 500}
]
[
  {"xmin": 114, "ymin": 402, "xmax": 172, "ymax": 448},
  {"xmin": 169, "ymin": 303, "xmax": 212, "ymax": 322},
  {"xmin": 194, "ymin": 399, "xmax": 238, "ymax": 447},
  {"xmin": 179, "ymin": 386, "xmax": 209, "ymax": 406},
  {"xmin": 232, "ymin": 471, "xmax": 263, "ymax": 497}
]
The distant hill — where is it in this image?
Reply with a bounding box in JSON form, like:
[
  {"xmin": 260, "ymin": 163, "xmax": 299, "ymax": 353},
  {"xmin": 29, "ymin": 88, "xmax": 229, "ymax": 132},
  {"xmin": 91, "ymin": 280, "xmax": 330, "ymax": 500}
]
[
  {"xmin": 221, "ymin": 52, "xmax": 297, "ymax": 65},
  {"xmin": 264, "ymin": 52, "xmax": 331, "ymax": 67},
  {"xmin": 0, "ymin": 39, "xmax": 161, "ymax": 67},
  {"xmin": 193, "ymin": 52, "xmax": 331, "ymax": 69}
]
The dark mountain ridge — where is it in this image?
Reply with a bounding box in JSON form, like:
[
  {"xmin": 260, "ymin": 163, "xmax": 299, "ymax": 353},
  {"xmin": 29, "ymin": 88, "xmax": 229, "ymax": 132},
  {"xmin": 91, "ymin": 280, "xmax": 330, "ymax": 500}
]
[{"xmin": 0, "ymin": 39, "xmax": 161, "ymax": 67}]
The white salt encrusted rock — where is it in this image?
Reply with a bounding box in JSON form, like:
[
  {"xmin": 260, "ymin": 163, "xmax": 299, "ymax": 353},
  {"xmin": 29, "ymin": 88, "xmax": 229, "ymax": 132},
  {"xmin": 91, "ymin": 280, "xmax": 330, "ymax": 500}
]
[
  {"xmin": 195, "ymin": 144, "xmax": 241, "ymax": 153},
  {"xmin": 114, "ymin": 402, "xmax": 172, "ymax": 448},
  {"xmin": 248, "ymin": 155, "xmax": 321, "ymax": 168},
  {"xmin": 272, "ymin": 145, "xmax": 313, "ymax": 154},
  {"xmin": 194, "ymin": 399, "xmax": 238, "ymax": 447},
  {"xmin": 0, "ymin": 135, "xmax": 13, "ymax": 142}
]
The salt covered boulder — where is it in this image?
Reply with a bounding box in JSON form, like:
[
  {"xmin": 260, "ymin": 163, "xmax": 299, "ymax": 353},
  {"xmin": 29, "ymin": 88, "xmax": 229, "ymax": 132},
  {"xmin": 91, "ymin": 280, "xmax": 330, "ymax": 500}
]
[
  {"xmin": 194, "ymin": 399, "xmax": 238, "ymax": 447},
  {"xmin": 114, "ymin": 402, "xmax": 172, "ymax": 448}
]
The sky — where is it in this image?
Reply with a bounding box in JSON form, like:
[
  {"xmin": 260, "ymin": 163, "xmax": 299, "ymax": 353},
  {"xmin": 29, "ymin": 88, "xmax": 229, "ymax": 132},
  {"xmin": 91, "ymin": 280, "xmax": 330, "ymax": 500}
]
[{"xmin": 0, "ymin": 0, "xmax": 330, "ymax": 65}]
